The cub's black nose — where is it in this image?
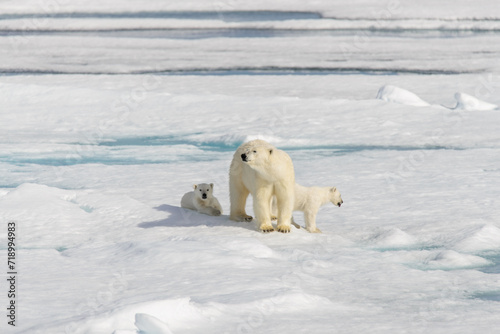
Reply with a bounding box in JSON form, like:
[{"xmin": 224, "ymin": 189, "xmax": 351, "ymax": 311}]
[
  {"xmin": 202, "ymin": 193, "xmax": 207, "ymax": 199},
  {"xmin": 241, "ymin": 153, "xmax": 247, "ymax": 161}
]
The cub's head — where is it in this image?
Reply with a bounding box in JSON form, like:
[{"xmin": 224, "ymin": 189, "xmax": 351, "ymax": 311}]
[
  {"xmin": 240, "ymin": 146, "xmax": 273, "ymax": 165},
  {"xmin": 193, "ymin": 183, "xmax": 214, "ymax": 200},
  {"xmin": 329, "ymin": 187, "xmax": 343, "ymax": 207}
]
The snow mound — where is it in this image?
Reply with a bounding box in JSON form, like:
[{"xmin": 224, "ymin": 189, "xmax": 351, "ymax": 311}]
[
  {"xmin": 195, "ymin": 133, "xmax": 309, "ymax": 149},
  {"xmin": 83, "ymin": 293, "xmax": 335, "ymax": 333},
  {"xmin": 0, "ymin": 183, "xmax": 164, "ymax": 249},
  {"xmin": 453, "ymin": 92, "xmax": 498, "ymax": 111},
  {"xmin": 82, "ymin": 298, "xmax": 208, "ymax": 334},
  {"xmin": 222, "ymin": 238, "xmax": 275, "ymax": 258},
  {"xmin": 369, "ymin": 228, "xmax": 418, "ymax": 249},
  {"xmin": 0, "ymin": 184, "xmax": 90, "ymax": 247},
  {"xmin": 423, "ymin": 250, "xmax": 491, "ymax": 270},
  {"xmin": 215, "ymin": 292, "xmax": 336, "ymax": 315},
  {"xmin": 376, "ymin": 85, "xmax": 430, "ymax": 107},
  {"xmin": 453, "ymin": 225, "xmax": 500, "ymax": 252},
  {"xmin": 135, "ymin": 313, "xmax": 173, "ymax": 334},
  {"xmin": 243, "ymin": 134, "xmax": 286, "ymax": 145}
]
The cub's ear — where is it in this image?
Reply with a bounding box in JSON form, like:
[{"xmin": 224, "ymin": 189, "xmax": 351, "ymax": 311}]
[
  {"xmin": 193, "ymin": 184, "xmax": 198, "ymax": 190},
  {"xmin": 210, "ymin": 183, "xmax": 214, "ymax": 189},
  {"xmin": 269, "ymin": 149, "xmax": 273, "ymax": 154},
  {"xmin": 330, "ymin": 187, "xmax": 337, "ymax": 192}
]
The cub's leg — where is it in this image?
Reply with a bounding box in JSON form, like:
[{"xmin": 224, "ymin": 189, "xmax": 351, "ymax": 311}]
[
  {"xmin": 291, "ymin": 217, "xmax": 301, "ymax": 229},
  {"xmin": 304, "ymin": 210, "xmax": 321, "ymax": 233},
  {"xmin": 198, "ymin": 206, "xmax": 221, "ymax": 216}
]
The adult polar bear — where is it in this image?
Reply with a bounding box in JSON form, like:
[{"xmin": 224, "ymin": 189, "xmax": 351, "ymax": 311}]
[{"xmin": 229, "ymin": 139, "xmax": 295, "ymax": 233}]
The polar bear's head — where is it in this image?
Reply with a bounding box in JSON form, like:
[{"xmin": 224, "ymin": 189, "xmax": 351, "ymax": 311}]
[
  {"xmin": 240, "ymin": 146, "xmax": 273, "ymax": 166},
  {"xmin": 329, "ymin": 187, "xmax": 343, "ymax": 207},
  {"xmin": 193, "ymin": 183, "xmax": 214, "ymax": 201}
]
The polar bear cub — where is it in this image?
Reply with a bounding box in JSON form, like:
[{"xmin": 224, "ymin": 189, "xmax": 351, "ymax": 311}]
[
  {"xmin": 272, "ymin": 184, "xmax": 343, "ymax": 233},
  {"xmin": 181, "ymin": 183, "xmax": 223, "ymax": 216}
]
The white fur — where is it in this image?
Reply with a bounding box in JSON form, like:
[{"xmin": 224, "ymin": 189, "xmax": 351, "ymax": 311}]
[
  {"xmin": 272, "ymin": 183, "xmax": 343, "ymax": 233},
  {"xmin": 229, "ymin": 139, "xmax": 295, "ymax": 233},
  {"xmin": 181, "ymin": 183, "xmax": 222, "ymax": 216}
]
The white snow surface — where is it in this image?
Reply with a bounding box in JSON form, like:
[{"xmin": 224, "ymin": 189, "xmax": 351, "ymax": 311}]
[
  {"xmin": 376, "ymin": 85, "xmax": 430, "ymax": 107},
  {"xmin": 454, "ymin": 92, "xmax": 499, "ymax": 111},
  {"xmin": 1, "ymin": 1, "xmax": 500, "ymax": 333}
]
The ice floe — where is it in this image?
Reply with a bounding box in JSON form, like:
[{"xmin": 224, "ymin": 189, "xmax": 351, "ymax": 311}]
[
  {"xmin": 453, "ymin": 92, "xmax": 498, "ymax": 111},
  {"xmin": 453, "ymin": 225, "xmax": 500, "ymax": 253},
  {"xmin": 423, "ymin": 250, "xmax": 491, "ymax": 270},
  {"xmin": 135, "ymin": 313, "xmax": 173, "ymax": 334},
  {"xmin": 368, "ymin": 228, "xmax": 419, "ymax": 249},
  {"xmin": 2, "ymin": 1, "xmax": 500, "ymax": 333},
  {"xmin": 376, "ymin": 85, "xmax": 430, "ymax": 107}
]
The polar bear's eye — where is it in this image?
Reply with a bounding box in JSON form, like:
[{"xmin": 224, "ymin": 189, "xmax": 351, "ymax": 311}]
[{"xmin": 253, "ymin": 150, "xmax": 257, "ymax": 153}]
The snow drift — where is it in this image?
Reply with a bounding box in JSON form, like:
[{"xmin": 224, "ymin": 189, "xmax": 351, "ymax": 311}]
[
  {"xmin": 453, "ymin": 92, "xmax": 498, "ymax": 111},
  {"xmin": 376, "ymin": 85, "xmax": 430, "ymax": 107}
]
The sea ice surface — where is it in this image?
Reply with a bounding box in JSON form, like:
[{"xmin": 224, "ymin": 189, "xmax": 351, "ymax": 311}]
[{"xmin": 1, "ymin": 1, "xmax": 500, "ymax": 333}]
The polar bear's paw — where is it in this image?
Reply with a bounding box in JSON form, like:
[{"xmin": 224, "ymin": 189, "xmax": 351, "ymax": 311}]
[
  {"xmin": 240, "ymin": 214, "xmax": 253, "ymax": 222},
  {"xmin": 232, "ymin": 214, "xmax": 253, "ymax": 222},
  {"xmin": 307, "ymin": 227, "xmax": 322, "ymax": 233},
  {"xmin": 211, "ymin": 208, "xmax": 222, "ymax": 216},
  {"xmin": 259, "ymin": 223, "xmax": 275, "ymax": 233},
  {"xmin": 277, "ymin": 224, "xmax": 291, "ymax": 233}
]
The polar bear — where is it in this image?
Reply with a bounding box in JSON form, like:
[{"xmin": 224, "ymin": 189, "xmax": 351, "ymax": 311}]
[
  {"xmin": 229, "ymin": 139, "xmax": 295, "ymax": 233},
  {"xmin": 181, "ymin": 183, "xmax": 222, "ymax": 216},
  {"xmin": 272, "ymin": 184, "xmax": 343, "ymax": 233}
]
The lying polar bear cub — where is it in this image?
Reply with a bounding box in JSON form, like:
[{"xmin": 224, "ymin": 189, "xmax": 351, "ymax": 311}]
[
  {"xmin": 272, "ymin": 184, "xmax": 343, "ymax": 233},
  {"xmin": 181, "ymin": 183, "xmax": 223, "ymax": 216}
]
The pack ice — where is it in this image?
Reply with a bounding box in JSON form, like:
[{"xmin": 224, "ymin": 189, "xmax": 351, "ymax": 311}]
[{"xmin": 1, "ymin": 1, "xmax": 500, "ymax": 333}]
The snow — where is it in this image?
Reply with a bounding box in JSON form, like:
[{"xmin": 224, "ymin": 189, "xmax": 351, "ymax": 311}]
[
  {"xmin": 1, "ymin": 1, "xmax": 500, "ymax": 333},
  {"xmin": 423, "ymin": 250, "xmax": 493, "ymax": 270},
  {"xmin": 453, "ymin": 92, "xmax": 499, "ymax": 111},
  {"xmin": 376, "ymin": 85, "xmax": 430, "ymax": 107},
  {"xmin": 135, "ymin": 313, "xmax": 173, "ymax": 334},
  {"xmin": 453, "ymin": 225, "xmax": 500, "ymax": 252}
]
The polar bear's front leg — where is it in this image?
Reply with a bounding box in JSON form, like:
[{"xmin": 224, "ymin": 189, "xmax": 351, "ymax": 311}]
[
  {"xmin": 304, "ymin": 210, "xmax": 321, "ymax": 233},
  {"xmin": 198, "ymin": 206, "xmax": 221, "ymax": 216},
  {"xmin": 254, "ymin": 187, "xmax": 274, "ymax": 232},
  {"xmin": 229, "ymin": 178, "xmax": 253, "ymax": 222},
  {"xmin": 275, "ymin": 188, "xmax": 294, "ymax": 233}
]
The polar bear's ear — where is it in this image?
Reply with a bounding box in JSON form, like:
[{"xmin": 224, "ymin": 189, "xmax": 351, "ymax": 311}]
[
  {"xmin": 269, "ymin": 149, "xmax": 273, "ymax": 155},
  {"xmin": 330, "ymin": 187, "xmax": 337, "ymax": 192},
  {"xmin": 193, "ymin": 184, "xmax": 198, "ymax": 190},
  {"xmin": 210, "ymin": 183, "xmax": 214, "ymax": 189}
]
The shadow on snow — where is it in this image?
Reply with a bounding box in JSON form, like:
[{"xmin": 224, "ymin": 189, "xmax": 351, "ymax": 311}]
[{"xmin": 138, "ymin": 204, "xmax": 258, "ymax": 231}]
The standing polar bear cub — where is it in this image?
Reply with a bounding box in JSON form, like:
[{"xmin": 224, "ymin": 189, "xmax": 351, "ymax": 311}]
[
  {"xmin": 272, "ymin": 184, "xmax": 343, "ymax": 233},
  {"xmin": 229, "ymin": 139, "xmax": 295, "ymax": 233},
  {"xmin": 181, "ymin": 183, "xmax": 222, "ymax": 216}
]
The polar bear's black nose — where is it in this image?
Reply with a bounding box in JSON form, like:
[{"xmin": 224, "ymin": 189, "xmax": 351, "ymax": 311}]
[
  {"xmin": 202, "ymin": 193, "xmax": 207, "ymax": 199},
  {"xmin": 241, "ymin": 153, "xmax": 247, "ymax": 162}
]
